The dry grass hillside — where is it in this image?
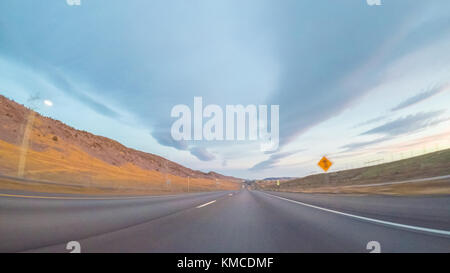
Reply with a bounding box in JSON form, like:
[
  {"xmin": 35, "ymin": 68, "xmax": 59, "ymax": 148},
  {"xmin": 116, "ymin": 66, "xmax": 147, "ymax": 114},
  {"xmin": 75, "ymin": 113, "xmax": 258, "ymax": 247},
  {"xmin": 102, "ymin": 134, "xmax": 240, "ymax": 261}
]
[
  {"xmin": 253, "ymin": 149, "xmax": 450, "ymax": 195},
  {"xmin": 0, "ymin": 95, "xmax": 241, "ymax": 195}
]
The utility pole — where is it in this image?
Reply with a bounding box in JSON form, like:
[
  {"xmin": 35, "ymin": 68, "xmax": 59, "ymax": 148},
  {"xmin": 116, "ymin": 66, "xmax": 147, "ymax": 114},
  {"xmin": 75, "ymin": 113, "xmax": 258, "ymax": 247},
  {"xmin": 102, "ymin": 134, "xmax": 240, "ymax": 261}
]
[{"xmin": 188, "ymin": 176, "xmax": 190, "ymax": 193}]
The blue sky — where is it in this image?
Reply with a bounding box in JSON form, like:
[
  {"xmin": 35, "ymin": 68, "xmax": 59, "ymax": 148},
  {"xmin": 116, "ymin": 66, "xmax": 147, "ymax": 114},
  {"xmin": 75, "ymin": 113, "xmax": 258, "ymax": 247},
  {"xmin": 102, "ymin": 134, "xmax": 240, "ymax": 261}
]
[{"xmin": 1, "ymin": 0, "xmax": 449, "ymax": 179}]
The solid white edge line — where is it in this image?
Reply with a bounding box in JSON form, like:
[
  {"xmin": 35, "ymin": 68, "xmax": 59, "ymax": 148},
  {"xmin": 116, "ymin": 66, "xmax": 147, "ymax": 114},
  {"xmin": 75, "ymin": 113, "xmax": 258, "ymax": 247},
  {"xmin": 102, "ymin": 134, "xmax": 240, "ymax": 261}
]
[
  {"xmin": 196, "ymin": 200, "xmax": 217, "ymax": 208},
  {"xmin": 260, "ymin": 191, "xmax": 450, "ymax": 237}
]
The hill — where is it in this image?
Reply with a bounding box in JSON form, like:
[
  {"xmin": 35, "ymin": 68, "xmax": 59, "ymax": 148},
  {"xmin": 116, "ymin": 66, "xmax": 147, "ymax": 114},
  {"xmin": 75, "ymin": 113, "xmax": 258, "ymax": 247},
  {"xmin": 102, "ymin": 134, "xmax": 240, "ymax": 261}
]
[
  {"xmin": 0, "ymin": 95, "xmax": 241, "ymax": 195},
  {"xmin": 253, "ymin": 149, "xmax": 450, "ymax": 195}
]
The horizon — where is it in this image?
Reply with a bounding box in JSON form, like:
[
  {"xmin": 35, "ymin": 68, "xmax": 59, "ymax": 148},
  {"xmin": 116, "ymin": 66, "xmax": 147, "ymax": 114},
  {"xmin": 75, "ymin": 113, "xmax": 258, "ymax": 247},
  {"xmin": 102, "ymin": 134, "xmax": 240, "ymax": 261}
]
[{"xmin": 1, "ymin": 93, "xmax": 448, "ymax": 182}]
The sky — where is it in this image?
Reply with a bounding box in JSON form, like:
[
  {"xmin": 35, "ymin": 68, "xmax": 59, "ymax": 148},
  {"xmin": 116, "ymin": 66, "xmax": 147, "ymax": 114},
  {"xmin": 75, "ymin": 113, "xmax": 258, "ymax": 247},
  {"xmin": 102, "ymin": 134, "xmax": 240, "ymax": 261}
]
[{"xmin": 0, "ymin": 0, "xmax": 449, "ymax": 179}]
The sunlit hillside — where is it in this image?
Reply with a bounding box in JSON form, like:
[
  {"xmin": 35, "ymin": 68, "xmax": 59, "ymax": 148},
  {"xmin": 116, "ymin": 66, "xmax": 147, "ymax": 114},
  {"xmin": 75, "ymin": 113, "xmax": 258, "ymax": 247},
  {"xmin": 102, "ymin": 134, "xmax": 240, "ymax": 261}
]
[{"xmin": 0, "ymin": 96, "xmax": 240, "ymax": 195}]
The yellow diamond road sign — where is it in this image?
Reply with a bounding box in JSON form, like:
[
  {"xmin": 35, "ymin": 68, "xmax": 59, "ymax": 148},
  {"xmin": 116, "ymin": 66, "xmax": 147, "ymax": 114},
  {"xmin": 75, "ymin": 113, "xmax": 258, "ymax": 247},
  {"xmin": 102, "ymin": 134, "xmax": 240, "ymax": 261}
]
[{"xmin": 318, "ymin": 156, "xmax": 332, "ymax": 172}]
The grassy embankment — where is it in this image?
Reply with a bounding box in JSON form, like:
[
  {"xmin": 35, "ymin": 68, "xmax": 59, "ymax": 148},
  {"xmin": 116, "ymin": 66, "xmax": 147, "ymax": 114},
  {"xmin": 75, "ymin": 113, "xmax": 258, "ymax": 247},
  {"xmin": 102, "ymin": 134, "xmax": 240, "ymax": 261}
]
[
  {"xmin": 253, "ymin": 149, "xmax": 450, "ymax": 195},
  {"xmin": 0, "ymin": 138, "xmax": 239, "ymax": 195}
]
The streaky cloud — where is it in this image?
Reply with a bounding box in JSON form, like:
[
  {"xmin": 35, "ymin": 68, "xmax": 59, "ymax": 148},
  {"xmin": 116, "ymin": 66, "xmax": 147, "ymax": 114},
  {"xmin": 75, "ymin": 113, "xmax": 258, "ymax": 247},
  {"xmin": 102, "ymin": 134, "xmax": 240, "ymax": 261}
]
[
  {"xmin": 391, "ymin": 83, "xmax": 449, "ymax": 111},
  {"xmin": 361, "ymin": 110, "xmax": 446, "ymax": 136},
  {"xmin": 44, "ymin": 67, "xmax": 122, "ymax": 119},
  {"xmin": 151, "ymin": 128, "xmax": 189, "ymax": 151},
  {"xmin": 249, "ymin": 149, "xmax": 305, "ymax": 171},
  {"xmin": 340, "ymin": 110, "xmax": 450, "ymax": 152},
  {"xmin": 342, "ymin": 110, "xmax": 448, "ymax": 151},
  {"xmin": 353, "ymin": 115, "xmax": 386, "ymax": 128},
  {"xmin": 341, "ymin": 136, "xmax": 393, "ymax": 151},
  {"xmin": 190, "ymin": 146, "xmax": 215, "ymax": 161}
]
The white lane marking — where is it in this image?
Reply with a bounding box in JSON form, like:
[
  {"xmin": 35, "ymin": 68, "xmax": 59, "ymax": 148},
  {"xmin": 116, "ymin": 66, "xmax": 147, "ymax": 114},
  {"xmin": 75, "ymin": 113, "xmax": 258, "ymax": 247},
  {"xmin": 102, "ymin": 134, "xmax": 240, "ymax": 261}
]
[
  {"xmin": 196, "ymin": 200, "xmax": 216, "ymax": 208},
  {"xmin": 229, "ymin": 193, "xmax": 233, "ymax": 196},
  {"xmin": 261, "ymin": 191, "xmax": 450, "ymax": 237}
]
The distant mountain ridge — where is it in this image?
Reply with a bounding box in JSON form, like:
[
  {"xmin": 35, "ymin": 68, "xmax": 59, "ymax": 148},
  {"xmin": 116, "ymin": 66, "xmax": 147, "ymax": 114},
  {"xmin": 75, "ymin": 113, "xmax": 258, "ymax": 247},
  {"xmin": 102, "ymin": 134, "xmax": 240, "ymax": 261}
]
[{"xmin": 262, "ymin": 177, "xmax": 297, "ymax": 181}]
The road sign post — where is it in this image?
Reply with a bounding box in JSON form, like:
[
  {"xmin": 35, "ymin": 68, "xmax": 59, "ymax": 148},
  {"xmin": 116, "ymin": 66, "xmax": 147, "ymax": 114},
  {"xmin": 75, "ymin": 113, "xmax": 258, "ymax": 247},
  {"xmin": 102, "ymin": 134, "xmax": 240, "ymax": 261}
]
[{"xmin": 318, "ymin": 156, "xmax": 332, "ymax": 185}]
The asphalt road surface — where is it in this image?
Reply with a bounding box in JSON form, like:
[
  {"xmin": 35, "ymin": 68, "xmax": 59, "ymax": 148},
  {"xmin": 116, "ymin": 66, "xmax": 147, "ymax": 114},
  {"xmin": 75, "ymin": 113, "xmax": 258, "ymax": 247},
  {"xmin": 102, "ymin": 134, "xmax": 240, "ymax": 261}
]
[{"xmin": 1, "ymin": 189, "xmax": 449, "ymax": 252}]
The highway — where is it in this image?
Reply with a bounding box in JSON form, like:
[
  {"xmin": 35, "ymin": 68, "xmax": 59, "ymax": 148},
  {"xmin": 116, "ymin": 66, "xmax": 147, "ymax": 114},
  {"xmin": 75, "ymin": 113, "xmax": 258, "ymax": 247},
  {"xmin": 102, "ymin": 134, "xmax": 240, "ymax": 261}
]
[{"xmin": 1, "ymin": 189, "xmax": 449, "ymax": 252}]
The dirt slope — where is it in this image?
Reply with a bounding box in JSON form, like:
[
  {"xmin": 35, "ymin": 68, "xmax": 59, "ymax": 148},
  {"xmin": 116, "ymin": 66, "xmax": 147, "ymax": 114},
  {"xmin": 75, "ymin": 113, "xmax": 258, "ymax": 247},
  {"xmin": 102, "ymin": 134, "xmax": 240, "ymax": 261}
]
[{"xmin": 0, "ymin": 95, "xmax": 241, "ymax": 194}]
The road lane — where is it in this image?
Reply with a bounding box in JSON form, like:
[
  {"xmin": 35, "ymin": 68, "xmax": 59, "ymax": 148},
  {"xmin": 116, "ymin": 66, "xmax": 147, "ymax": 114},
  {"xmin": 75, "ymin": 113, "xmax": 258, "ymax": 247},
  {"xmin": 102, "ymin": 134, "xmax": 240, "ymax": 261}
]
[
  {"xmin": 263, "ymin": 191, "xmax": 450, "ymax": 231},
  {"xmin": 19, "ymin": 189, "xmax": 450, "ymax": 253},
  {"xmin": 0, "ymin": 190, "xmax": 234, "ymax": 252},
  {"xmin": 261, "ymin": 191, "xmax": 450, "ymax": 236}
]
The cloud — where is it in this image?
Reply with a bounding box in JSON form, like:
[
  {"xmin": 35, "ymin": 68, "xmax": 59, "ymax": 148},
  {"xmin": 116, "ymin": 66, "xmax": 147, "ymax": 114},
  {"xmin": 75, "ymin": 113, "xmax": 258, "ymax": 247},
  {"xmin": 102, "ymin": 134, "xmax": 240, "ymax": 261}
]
[
  {"xmin": 361, "ymin": 110, "xmax": 446, "ymax": 136},
  {"xmin": 353, "ymin": 115, "xmax": 386, "ymax": 128},
  {"xmin": 391, "ymin": 83, "xmax": 449, "ymax": 111},
  {"xmin": 342, "ymin": 110, "xmax": 448, "ymax": 151},
  {"xmin": 152, "ymin": 127, "xmax": 216, "ymax": 161},
  {"xmin": 249, "ymin": 149, "xmax": 304, "ymax": 171},
  {"xmin": 262, "ymin": 1, "xmax": 429, "ymax": 151},
  {"xmin": 39, "ymin": 65, "xmax": 123, "ymax": 119},
  {"xmin": 2, "ymin": 0, "xmax": 450, "ymax": 178},
  {"xmin": 190, "ymin": 146, "xmax": 215, "ymax": 161},
  {"xmin": 341, "ymin": 136, "xmax": 393, "ymax": 151},
  {"xmin": 151, "ymin": 129, "xmax": 189, "ymax": 151},
  {"xmin": 3, "ymin": 0, "xmax": 423, "ymax": 156}
]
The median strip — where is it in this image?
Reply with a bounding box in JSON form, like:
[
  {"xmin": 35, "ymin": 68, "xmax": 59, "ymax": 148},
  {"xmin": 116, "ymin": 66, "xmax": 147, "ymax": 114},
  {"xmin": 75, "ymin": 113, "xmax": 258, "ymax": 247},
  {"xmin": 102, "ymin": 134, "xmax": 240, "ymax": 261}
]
[{"xmin": 261, "ymin": 191, "xmax": 450, "ymax": 237}]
